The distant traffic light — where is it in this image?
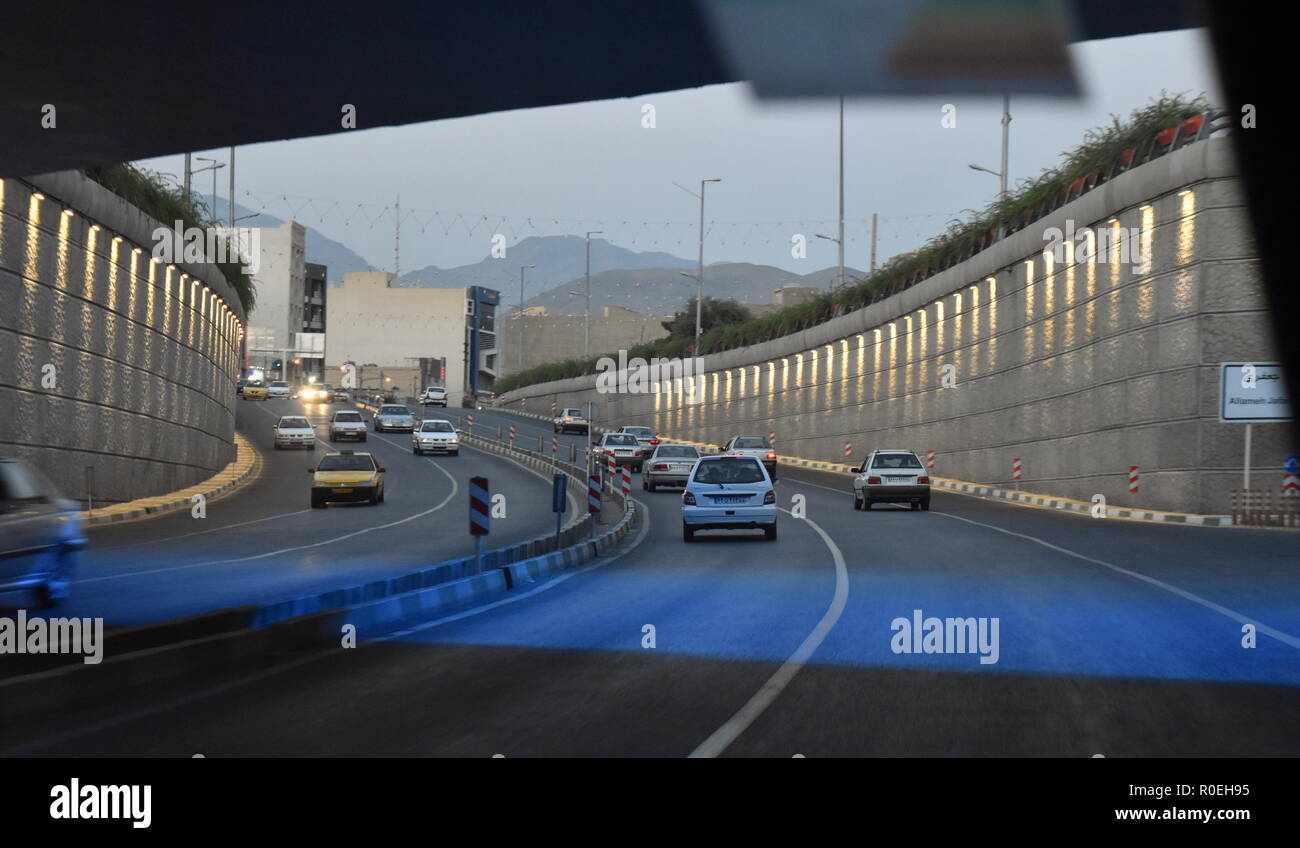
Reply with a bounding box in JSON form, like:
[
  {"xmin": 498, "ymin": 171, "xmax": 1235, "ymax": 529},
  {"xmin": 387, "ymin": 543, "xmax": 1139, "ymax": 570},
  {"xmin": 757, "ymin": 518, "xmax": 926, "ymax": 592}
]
[{"xmin": 272, "ymin": 359, "xmax": 283, "ymax": 370}]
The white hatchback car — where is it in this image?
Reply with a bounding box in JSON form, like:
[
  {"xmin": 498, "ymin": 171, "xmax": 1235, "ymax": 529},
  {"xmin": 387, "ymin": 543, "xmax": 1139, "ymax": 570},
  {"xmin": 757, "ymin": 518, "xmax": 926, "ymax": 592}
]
[
  {"xmin": 681, "ymin": 455, "xmax": 777, "ymax": 542},
  {"xmin": 274, "ymin": 415, "xmax": 316, "ymax": 450},
  {"xmin": 412, "ymin": 419, "xmax": 459, "ymax": 455},
  {"xmin": 266, "ymin": 380, "xmax": 291, "ymax": 399},
  {"xmin": 329, "ymin": 410, "xmax": 368, "ymax": 442}
]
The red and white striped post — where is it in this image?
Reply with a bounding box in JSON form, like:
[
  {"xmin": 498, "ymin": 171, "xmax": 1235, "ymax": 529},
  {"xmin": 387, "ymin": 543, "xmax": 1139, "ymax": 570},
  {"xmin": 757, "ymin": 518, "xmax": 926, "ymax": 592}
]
[
  {"xmin": 768, "ymin": 431, "xmax": 776, "ymax": 450},
  {"xmin": 466, "ymin": 413, "xmax": 474, "ymax": 434},
  {"xmin": 1282, "ymin": 472, "xmax": 1300, "ymax": 499},
  {"xmin": 509, "ymin": 423, "xmax": 516, "ymax": 447},
  {"xmin": 551, "ymin": 398, "xmax": 557, "ymax": 416},
  {"xmin": 926, "ymin": 449, "xmax": 936, "ymax": 470},
  {"xmin": 522, "ymin": 397, "xmax": 527, "ymax": 411},
  {"xmin": 1012, "ymin": 457, "xmax": 1022, "ymax": 490},
  {"xmin": 469, "ymin": 476, "xmax": 491, "ymax": 572},
  {"xmin": 551, "ymin": 434, "xmax": 559, "ymax": 458},
  {"xmin": 621, "ymin": 466, "xmax": 631, "ymax": 496},
  {"xmin": 843, "ymin": 441, "xmax": 853, "ymax": 460},
  {"xmin": 1128, "ymin": 465, "xmax": 1140, "ymax": 494},
  {"xmin": 607, "ymin": 454, "xmax": 617, "ymax": 492}
]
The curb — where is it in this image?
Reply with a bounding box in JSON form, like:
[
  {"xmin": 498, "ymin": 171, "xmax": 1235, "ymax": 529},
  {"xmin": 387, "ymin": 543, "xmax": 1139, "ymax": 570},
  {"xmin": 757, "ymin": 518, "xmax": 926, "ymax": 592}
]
[
  {"xmin": 82, "ymin": 433, "xmax": 261, "ymax": 526},
  {"xmin": 489, "ymin": 406, "xmax": 1235, "ymax": 528}
]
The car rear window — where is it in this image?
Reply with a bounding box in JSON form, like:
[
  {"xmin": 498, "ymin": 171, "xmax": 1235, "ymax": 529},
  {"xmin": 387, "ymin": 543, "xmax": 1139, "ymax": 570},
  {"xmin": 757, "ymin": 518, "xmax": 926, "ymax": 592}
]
[
  {"xmin": 279, "ymin": 417, "xmax": 310, "ymax": 428},
  {"xmin": 317, "ymin": 455, "xmax": 376, "ymax": 472},
  {"xmin": 655, "ymin": 446, "xmax": 698, "ymax": 458},
  {"xmin": 734, "ymin": 437, "xmax": 769, "ymax": 449},
  {"xmin": 420, "ymin": 421, "xmax": 454, "ymax": 432},
  {"xmin": 693, "ymin": 458, "xmax": 765, "ymax": 484},
  {"xmin": 334, "ymin": 412, "xmax": 362, "ymax": 422},
  {"xmin": 605, "ymin": 434, "xmax": 638, "ymax": 446},
  {"xmin": 380, "ymin": 406, "xmax": 410, "ymax": 415},
  {"xmin": 872, "ymin": 454, "xmax": 923, "ymax": 469},
  {"xmin": 623, "ymin": 427, "xmax": 653, "ymax": 437},
  {"xmin": 563, "ymin": 409, "xmax": 583, "ymax": 416}
]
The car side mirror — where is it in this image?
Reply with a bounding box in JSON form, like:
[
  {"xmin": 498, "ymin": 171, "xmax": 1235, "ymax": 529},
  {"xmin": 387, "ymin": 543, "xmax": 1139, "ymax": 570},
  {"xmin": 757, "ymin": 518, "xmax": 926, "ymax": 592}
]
[
  {"xmin": 378, "ymin": 467, "xmax": 387, "ymax": 473},
  {"xmin": 307, "ymin": 468, "xmax": 314, "ymax": 473}
]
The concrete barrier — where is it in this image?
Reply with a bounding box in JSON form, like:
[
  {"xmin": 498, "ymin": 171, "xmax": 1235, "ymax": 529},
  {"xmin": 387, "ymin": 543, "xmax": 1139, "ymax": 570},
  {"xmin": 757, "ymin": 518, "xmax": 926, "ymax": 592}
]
[{"xmin": 0, "ymin": 430, "xmax": 639, "ymax": 723}]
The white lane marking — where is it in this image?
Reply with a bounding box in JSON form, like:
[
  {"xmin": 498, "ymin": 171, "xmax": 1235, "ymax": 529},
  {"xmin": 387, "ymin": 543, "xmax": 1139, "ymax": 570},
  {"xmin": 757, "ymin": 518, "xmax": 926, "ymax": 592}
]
[
  {"xmin": 7, "ymin": 500, "xmax": 652, "ymax": 756},
  {"xmin": 75, "ymin": 457, "xmax": 460, "ymax": 583},
  {"xmin": 689, "ymin": 509, "xmax": 849, "ymax": 758},
  {"xmin": 99, "ymin": 508, "xmax": 312, "ymax": 549},
  {"xmin": 932, "ymin": 510, "xmax": 1300, "ymax": 652}
]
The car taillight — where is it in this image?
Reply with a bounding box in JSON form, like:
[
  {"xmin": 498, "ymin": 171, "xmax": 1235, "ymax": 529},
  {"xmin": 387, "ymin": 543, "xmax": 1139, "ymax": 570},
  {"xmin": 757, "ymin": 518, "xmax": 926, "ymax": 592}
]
[
  {"xmin": 654, "ymin": 464, "xmax": 668, "ymax": 471},
  {"xmin": 604, "ymin": 449, "xmax": 614, "ymax": 456},
  {"xmin": 918, "ymin": 476, "xmax": 930, "ymax": 484},
  {"xmin": 633, "ymin": 450, "xmax": 642, "ymax": 457},
  {"xmin": 766, "ymin": 451, "xmax": 776, "ymax": 460},
  {"xmin": 649, "ymin": 439, "xmax": 660, "ymax": 445},
  {"xmin": 683, "ymin": 491, "xmax": 696, "ymax": 505},
  {"xmin": 867, "ymin": 476, "xmax": 881, "ymax": 484},
  {"xmin": 763, "ymin": 490, "xmax": 775, "ymax": 504}
]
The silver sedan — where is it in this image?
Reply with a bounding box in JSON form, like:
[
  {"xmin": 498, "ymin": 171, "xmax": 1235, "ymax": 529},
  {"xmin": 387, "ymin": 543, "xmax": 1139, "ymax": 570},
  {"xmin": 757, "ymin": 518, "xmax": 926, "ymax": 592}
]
[{"xmin": 642, "ymin": 444, "xmax": 700, "ymax": 492}]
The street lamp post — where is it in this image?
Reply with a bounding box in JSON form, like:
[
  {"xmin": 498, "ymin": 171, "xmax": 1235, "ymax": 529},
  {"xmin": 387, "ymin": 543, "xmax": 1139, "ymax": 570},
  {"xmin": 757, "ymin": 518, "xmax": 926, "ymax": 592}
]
[
  {"xmin": 518, "ymin": 264, "xmax": 534, "ymax": 373},
  {"xmin": 968, "ymin": 95, "xmax": 1011, "ymax": 201},
  {"xmin": 585, "ymin": 232, "xmax": 602, "ymax": 358},
  {"xmin": 194, "ymin": 157, "xmax": 225, "ymax": 219},
  {"xmin": 815, "ymin": 234, "xmax": 842, "ymax": 290}
]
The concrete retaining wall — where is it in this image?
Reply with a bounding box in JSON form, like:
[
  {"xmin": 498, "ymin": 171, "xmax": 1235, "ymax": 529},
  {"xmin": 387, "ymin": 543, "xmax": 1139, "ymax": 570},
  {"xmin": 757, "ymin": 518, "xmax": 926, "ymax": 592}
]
[
  {"xmin": 499, "ymin": 138, "xmax": 1293, "ymax": 514},
  {"xmin": 0, "ymin": 172, "xmax": 246, "ymax": 504}
]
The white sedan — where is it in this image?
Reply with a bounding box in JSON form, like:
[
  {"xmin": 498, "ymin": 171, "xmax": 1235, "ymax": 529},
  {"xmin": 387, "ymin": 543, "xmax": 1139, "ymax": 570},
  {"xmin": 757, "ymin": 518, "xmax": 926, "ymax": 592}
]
[
  {"xmin": 274, "ymin": 415, "xmax": 316, "ymax": 450},
  {"xmin": 412, "ymin": 419, "xmax": 460, "ymax": 455},
  {"xmin": 681, "ymin": 455, "xmax": 777, "ymax": 542},
  {"xmin": 267, "ymin": 380, "xmax": 291, "ymax": 399}
]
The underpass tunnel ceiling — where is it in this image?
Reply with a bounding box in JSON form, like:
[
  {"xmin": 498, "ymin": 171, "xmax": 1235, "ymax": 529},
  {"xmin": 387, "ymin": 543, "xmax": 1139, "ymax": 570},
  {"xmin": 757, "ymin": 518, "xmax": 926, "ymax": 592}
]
[{"xmin": 0, "ymin": 0, "xmax": 1203, "ymax": 178}]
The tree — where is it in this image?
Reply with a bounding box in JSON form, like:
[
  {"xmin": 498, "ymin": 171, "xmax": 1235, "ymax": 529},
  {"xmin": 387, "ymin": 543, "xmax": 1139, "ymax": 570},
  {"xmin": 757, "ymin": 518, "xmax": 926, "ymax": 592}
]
[{"xmin": 661, "ymin": 297, "xmax": 752, "ymax": 338}]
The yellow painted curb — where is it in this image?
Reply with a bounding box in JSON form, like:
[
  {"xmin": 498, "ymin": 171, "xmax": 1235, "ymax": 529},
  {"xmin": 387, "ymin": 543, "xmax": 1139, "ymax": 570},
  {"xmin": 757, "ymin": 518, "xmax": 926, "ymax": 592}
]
[{"xmin": 82, "ymin": 433, "xmax": 262, "ymax": 526}]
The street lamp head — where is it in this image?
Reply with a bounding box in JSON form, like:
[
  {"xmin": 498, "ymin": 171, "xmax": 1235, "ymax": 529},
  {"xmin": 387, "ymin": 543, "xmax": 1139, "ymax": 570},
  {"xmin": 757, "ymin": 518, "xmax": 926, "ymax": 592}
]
[
  {"xmin": 704, "ymin": 178, "xmax": 721, "ymax": 183},
  {"xmin": 814, "ymin": 233, "xmax": 838, "ymax": 242}
]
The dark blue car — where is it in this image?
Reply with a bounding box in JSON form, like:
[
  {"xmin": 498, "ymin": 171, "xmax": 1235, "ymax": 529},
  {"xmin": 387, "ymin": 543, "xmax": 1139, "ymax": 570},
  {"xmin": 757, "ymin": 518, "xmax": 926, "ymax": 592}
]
[{"xmin": 0, "ymin": 458, "xmax": 86, "ymax": 608}]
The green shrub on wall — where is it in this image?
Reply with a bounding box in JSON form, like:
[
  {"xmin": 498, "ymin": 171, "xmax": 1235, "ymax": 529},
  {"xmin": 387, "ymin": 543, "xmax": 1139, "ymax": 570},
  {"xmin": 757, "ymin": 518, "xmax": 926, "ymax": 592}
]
[
  {"xmin": 83, "ymin": 163, "xmax": 256, "ymax": 314},
  {"xmin": 483, "ymin": 93, "xmax": 1216, "ymax": 398}
]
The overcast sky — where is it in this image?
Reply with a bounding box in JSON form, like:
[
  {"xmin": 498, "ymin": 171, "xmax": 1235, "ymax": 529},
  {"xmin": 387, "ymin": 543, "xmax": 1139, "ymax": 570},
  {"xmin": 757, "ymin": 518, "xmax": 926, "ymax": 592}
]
[{"xmin": 140, "ymin": 28, "xmax": 1220, "ymax": 279}]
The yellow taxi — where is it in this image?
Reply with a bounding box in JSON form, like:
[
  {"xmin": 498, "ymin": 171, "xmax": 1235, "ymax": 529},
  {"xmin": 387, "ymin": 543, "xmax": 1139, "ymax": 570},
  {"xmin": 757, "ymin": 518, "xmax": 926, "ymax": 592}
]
[
  {"xmin": 242, "ymin": 380, "xmax": 268, "ymax": 401},
  {"xmin": 309, "ymin": 450, "xmax": 385, "ymax": 508}
]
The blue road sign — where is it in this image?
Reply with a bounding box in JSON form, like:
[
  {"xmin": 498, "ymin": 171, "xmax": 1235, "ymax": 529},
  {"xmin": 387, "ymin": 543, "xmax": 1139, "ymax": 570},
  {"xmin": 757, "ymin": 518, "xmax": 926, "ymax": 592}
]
[
  {"xmin": 552, "ymin": 473, "xmax": 566, "ymax": 513},
  {"xmin": 1285, "ymin": 455, "xmax": 1299, "ymax": 474}
]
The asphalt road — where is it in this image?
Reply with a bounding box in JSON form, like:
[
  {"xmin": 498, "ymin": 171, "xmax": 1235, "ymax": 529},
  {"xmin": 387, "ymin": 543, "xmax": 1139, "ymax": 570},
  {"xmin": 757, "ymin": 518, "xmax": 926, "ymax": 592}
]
[
  {"xmin": 57, "ymin": 400, "xmax": 572, "ymax": 626},
  {"xmin": 8, "ymin": 406, "xmax": 1298, "ymax": 756}
]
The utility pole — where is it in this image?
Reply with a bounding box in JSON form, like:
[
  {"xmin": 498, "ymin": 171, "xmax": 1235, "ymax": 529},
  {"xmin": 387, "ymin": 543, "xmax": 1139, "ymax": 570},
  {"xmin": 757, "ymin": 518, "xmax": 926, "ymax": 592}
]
[
  {"xmin": 519, "ymin": 264, "xmax": 534, "ymax": 373},
  {"xmin": 870, "ymin": 213, "xmax": 878, "ymax": 273},
  {"xmin": 1000, "ymin": 94, "xmax": 1011, "ymax": 201},
  {"xmin": 394, "ymin": 194, "xmax": 401, "ymax": 280},
  {"xmin": 229, "ymin": 146, "xmax": 235, "ymax": 230},
  {"xmin": 585, "ymin": 231, "xmax": 602, "ymax": 358},
  {"xmin": 183, "ymin": 153, "xmax": 191, "ymax": 204},
  {"xmin": 695, "ymin": 179, "xmax": 720, "ymax": 354},
  {"xmin": 837, "ymin": 95, "xmax": 845, "ymax": 290}
]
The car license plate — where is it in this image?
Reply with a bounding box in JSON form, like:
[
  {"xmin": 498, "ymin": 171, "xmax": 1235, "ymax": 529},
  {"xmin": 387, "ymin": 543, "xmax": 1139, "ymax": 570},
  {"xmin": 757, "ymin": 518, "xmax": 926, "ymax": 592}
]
[
  {"xmin": 712, "ymin": 496, "xmax": 747, "ymax": 504},
  {"xmin": 333, "ymin": 487, "xmax": 353, "ymax": 493},
  {"xmin": 885, "ymin": 476, "xmax": 913, "ymax": 484}
]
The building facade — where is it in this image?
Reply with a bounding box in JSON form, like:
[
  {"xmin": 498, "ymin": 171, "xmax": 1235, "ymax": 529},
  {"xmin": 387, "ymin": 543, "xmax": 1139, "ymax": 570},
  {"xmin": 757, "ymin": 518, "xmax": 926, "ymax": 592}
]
[
  {"xmin": 243, "ymin": 220, "xmax": 306, "ymax": 382},
  {"xmin": 326, "ymin": 272, "xmax": 498, "ymax": 405}
]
